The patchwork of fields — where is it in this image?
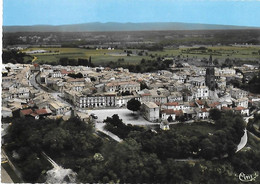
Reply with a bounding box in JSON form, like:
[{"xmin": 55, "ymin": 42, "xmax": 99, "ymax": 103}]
[{"xmin": 22, "ymin": 46, "xmax": 260, "ymax": 65}]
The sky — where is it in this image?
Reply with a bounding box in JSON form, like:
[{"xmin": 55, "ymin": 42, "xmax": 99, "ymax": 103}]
[{"xmin": 3, "ymin": 0, "xmax": 260, "ymax": 27}]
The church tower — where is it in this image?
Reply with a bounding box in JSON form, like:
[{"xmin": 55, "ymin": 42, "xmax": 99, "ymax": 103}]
[{"xmin": 205, "ymin": 55, "xmax": 216, "ymax": 91}]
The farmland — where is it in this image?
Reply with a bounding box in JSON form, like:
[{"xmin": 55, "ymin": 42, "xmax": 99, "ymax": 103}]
[
  {"xmin": 21, "ymin": 47, "xmax": 150, "ymax": 65},
  {"xmin": 21, "ymin": 45, "xmax": 260, "ymax": 65}
]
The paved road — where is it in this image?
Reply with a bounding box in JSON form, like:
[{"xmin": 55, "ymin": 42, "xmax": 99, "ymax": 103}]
[
  {"xmin": 236, "ymin": 129, "xmax": 248, "ymax": 152},
  {"xmin": 1, "ymin": 165, "xmax": 13, "ymax": 183},
  {"xmin": 95, "ymin": 123, "xmax": 122, "ymax": 142},
  {"xmin": 29, "ymin": 73, "xmax": 72, "ymax": 108},
  {"xmin": 51, "ymin": 93, "xmax": 72, "ymax": 107},
  {"xmin": 29, "ymin": 73, "xmax": 41, "ymax": 90}
]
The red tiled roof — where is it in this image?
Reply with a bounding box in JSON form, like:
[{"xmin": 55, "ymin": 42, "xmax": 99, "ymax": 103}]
[
  {"xmin": 234, "ymin": 106, "xmax": 246, "ymax": 111},
  {"xmin": 190, "ymin": 102, "xmax": 196, "ymax": 107},
  {"xmin": 164, "ymin": 102, "xmax": 179, "ymax": 106},
  {"xmin": 222, "ymin": 106, "xmax": 231, "ymax": 110},
  {"xmin": 196, "ymin": 100, "xmax": 203, "ymax": 105},
  {"xmin": 208, "ymin": 102, "xmax": 220, "ymax": 108},
  {"xmin": 141, "ymin": 93, "xmax": 151, "ymax": 96},
  {"xmin": 201, "ymin": 108, "xmax": 208, "ymax": 112},
  {"xmin": 20, "ymin": 109, "xmax": 33, "ymax": 115},
  {"xmin": 161, "ymin": 109, "xmax": 175, "ymax": 115},
  {"xmin": 174, "ymin": 110, "xmax": 183, "ymax": 116},
  {"xmin": 21, "ymin": 108, "xmax": 51, "ymax": 116},
  {"xmin": 35, "ymin": 109, "xmax": 48, "ymax": 115},
  {"xmin": 60, "ymin": 69, "xmax": 74, "ymax": 75},
  {"xmin": 30, "ymin": 113, "xmax": 38, "ymax": 117}
]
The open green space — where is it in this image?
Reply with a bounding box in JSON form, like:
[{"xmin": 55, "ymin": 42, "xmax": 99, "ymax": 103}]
[
  {"xmin": 21, "ymin": 46, "xmax": 260, "ymax": 65},
  {"xmin": 170, "ymin": 121, "xmax": 216, "ymax": 137}
]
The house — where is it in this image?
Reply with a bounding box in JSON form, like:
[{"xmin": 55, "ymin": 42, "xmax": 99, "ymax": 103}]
[
  {"xmin": 142, "ymin": 102, "xmax": 160, "ymax": 122},
  {"xmin": 76, "ymin": 112, "xmax": 90, "ymax": 122},
  {"xmin": 174, "ymin": 110, "xmax": 184, "ymax": 121},
  {"xmin": 168, "ymin": 91, "xmax": 183, "ymax": 102},
  {"xmin": 20, "ymin": 108, "xmax": 52, "ymax": 119},
  {"xmin": 183, "ymin": 109, "xmax": 197, "ymax": 120},
  {"xmin": 2, "ymin": 107, "xmax": 13, "ymax": 118},
  {"xmin": 116, "ymin": 95, "xmax": 136, "ymax": 107},
  {"xmin": 164, "ymin": 102, "xmax": 181, "ymax": 110},
  {"xmin": 196, "ymin": 108, "xmax": 209, "ymax": 119},
  {"xmin": 160, "ymin": 120, "xmax": 170, "ymax": 130},
  {"xmin": 105, "ymin": 81, "xmax": 140, "ymax": 93},
  {"xmin": 138, "ymin": 89, "xmax": 152, "ymax": 103},
  {"xmin": 208, "ymin": 101, "xmax": 221, "ymax": 110},
  {"xmin": 234, "ymin": 106, "xmax": 249, "ymax": 116},
  {"xmin": 75, "ymin": 92, "xmax": 116, "ymax": 109},
  {"xmin": 192, "ymin": 86, "xmax": 209, "ymax": 100},
  {"xmin": 49, "ymin": 101, "xmax": 70, "ymax": 115},
  {"xmin": 20, "ymin": 108, "xmax": 33, "ymax": 117},
  {"xmin": 30, "ymin": 63, "xmax": 40, "ymax": 72},
  {"xmin": 230, "ymin": 88, "xmax": 248, "ymax": 99},
  {"xmin": 66, "ymin": 78, "xmax": 85, "ymax": 85},
  {"xmin": 232, "ymin": 97, "xmax": 249, "ymax": 108},
  {"xmin": 161, "ymin": 109, "xmax": 176, "ymax": 122},
  {"xmin": 149, "ymin": 89, "xmax": 168, "ymax": 104}
]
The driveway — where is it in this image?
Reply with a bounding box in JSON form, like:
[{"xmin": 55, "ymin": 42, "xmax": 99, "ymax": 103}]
[{"xmin": 90, "ymin": 108, "xmax": 155, "ymax": 125}]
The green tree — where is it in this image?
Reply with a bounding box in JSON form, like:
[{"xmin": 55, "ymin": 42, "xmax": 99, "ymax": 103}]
[
  {"xmin": 209, "ymin": 108, "xmax": 222, "ymax": 121},
  {"xmin": 127, "ymin": 98, "xmax": 141, "ymax": 113},
  {"xmin": 199, "ymin": 138, "xmax": 216, "ymax": 159}
]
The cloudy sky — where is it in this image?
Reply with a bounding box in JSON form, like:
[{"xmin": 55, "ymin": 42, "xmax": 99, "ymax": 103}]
[{"xmin": 3, "ymin": 0, "xmax": 260, "ymax": 27}]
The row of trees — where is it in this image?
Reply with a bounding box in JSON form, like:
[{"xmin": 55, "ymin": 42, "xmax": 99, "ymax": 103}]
[
  {"xmin": 104, "ymin": 114, "xmax": 144, "ymax": 139},
  {"xmin": 68, "ymin": 72, "xmax": 83, "ymax": 79},
  {"xmin": 2, "ymin": 50, "xmax": 30, "ymax": 64},
  {"xmin": 229, "ymin": 71, "xmax": 260, "ymax": 94},
  {"xmin": 58, "ymin": 57, "xmax": 94, "ymax": 67},
  {"xmin": 105, "ymin": 57, "xmax": 173, "ymax": 73}
]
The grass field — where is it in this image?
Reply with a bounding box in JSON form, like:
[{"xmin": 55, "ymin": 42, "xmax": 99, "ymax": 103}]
[
  {"xmin": 22, "ymin": 46, "xmax": 260, "ymax": 65},
  {"xmin": 170, "ymin": 122, "xmax": 216, "ymax": 137}
]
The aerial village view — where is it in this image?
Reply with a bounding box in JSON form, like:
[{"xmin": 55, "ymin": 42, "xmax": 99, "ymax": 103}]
[{"xmin": 1, "ymin": 0, "xmax": 260, "ymax": 183}]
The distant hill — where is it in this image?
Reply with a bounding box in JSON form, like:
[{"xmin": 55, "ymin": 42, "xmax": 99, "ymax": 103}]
[{"xmin": 3, "ymin": 22, "xmax": 260, "ymax": 32}]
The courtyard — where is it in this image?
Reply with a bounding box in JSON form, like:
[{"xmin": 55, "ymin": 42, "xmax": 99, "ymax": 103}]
[{"xmin": 89, "ymin": 108, "xmax": 154, "ymax": 125}]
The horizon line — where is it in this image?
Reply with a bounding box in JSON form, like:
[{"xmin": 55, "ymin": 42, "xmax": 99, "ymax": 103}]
[{"xmin": 3, "ymin": 21, "xmax": 260, "ymax": 28}]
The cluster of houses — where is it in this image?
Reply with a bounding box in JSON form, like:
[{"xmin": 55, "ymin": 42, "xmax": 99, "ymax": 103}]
[
  {"xmin": 1, "ymin": 63, "xmax": 72, "ymax": 120},
  {"xmin": 2, "ymin": 61, "xmax": 260, "ymax": 126}
]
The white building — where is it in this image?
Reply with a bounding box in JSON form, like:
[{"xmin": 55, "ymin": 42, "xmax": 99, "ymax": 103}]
[
  {"xmin": 193, "ymin": 86, "xmax": 209, "ymax": 100},
  {"xmin": 142, "ymin": 102, "xmax": 160, "ymax": 122},
  {"xmin": 105, "ymin": 81, "xmax": 140, "ymax": 93},
  {"xmin": 161, "ymin": 109, "xmax": 176, "ymax": 122}
]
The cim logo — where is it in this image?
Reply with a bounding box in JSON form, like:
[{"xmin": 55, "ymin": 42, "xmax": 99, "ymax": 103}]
[{"xmin": 239, "ymin": 172, "xmax": 258, "ymax": 182}]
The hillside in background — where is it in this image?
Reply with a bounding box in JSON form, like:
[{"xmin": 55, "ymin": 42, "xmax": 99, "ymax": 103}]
[{"xmin": 3, "ymin": 22, "xmax": 260, "ymax": 32}]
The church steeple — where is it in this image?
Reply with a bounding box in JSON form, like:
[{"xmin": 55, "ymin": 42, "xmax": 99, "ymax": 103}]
[
  {"xmin": 209, "ymin": 54, "xmax": 213, "ymax": 66},
  {"xmin": 206, "ymin": 54, "xmax": 216, "ymax": 91}
]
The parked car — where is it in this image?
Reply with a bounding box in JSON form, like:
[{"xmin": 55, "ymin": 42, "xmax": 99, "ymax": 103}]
[{"xmin": 90, "ymin": 113, "xmax": 98, "ymax": 119}]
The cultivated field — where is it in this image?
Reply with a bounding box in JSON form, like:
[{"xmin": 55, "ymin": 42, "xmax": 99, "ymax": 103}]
[{"xmin": 22, "ymin": 46, "xmax": 260, "ymax": 65}]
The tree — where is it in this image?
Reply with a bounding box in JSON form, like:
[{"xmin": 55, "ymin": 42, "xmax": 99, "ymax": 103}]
[
  {"xmin": 209, "ymin": 108, "xmax": 222, "ymax": 121},
  {"xmin": 127, "ymin": 98, "xmax": 141, "ymax": 113},
  {"xmin": 59, "ymin": 57, "xmax": 68, "ymax": 66},
  {"xmin": 199, "ymin": 138, "xmax": 216, "ymax": 159}
]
